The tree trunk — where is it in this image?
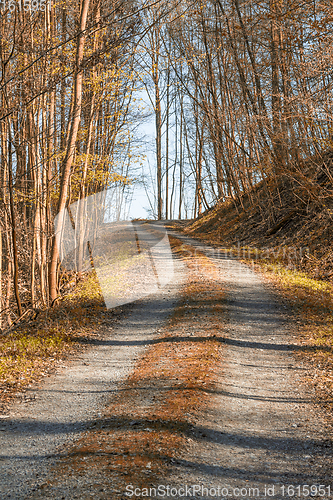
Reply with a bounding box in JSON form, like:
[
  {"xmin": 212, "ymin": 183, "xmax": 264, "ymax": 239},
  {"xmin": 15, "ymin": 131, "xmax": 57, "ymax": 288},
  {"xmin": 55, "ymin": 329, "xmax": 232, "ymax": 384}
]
[
  {"xmin": 165, "ymin": 57, "xmax": 170, "ymax": 220},
  {"xmin": 8, "ymin": 135, "xmax": 23, "ymax": 317},
  {"xmin": 153, "ymin": 47, "xmax": 162, "ymax": 220},
  {"xmin": 270, "ymin": 0, "xmax": 284, "ymax": 172},
  {"xmin": 49, "ymin": 0, "xmax": 91, "ymax": 302}
]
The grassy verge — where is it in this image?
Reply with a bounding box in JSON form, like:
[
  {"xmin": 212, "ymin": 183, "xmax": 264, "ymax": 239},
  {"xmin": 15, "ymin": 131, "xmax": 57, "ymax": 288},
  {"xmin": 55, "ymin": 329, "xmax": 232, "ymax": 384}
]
[
  {"xmin": 170, "ymin": 222, "xmax": 333, "ymax": 415},
  {"xmin": 0, "ymin": 271, "xmax": 108, "ymax": 412},
  {"xmin": 245, "ymin": 257, "xmax": 333, "ymax": 412}
]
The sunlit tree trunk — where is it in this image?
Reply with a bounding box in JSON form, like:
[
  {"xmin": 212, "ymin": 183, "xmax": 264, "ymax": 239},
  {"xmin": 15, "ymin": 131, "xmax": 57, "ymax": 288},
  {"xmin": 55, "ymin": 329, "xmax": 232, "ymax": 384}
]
[
  {"xmin": 49, "ymin": 0, "xmax": 91, "ymax": 302},
  {"xmin": 8, "ymin": 124, "xmax": 23, "ymax": 317}
]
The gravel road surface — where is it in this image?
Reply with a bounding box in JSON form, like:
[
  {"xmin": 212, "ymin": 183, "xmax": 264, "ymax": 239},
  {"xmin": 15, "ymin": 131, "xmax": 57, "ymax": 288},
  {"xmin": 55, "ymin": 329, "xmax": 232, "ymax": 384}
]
[
  {"xmin": 165, "ymin": 230, "xmax": 332, "ymax": 500},
  {"xmin": 0, "ymin": 226, "xmax": 332, "ymax": 499},
  {"xmin": 0, "ymin": 251, "xmax": 185, "ymax": 499}
]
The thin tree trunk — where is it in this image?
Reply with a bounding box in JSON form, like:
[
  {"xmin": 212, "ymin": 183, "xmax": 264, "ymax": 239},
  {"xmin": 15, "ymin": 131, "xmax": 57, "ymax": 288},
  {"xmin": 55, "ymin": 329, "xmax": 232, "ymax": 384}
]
[
  {"xmin": 5, "ymin": 260, "xmax": 12, "ymax": 327},
  {"xmin": 170, "ymin": 100, "xmax": 178, "ymax": 220},
  {"xmin": 153, "ymin": 47, "xmax": 162, "ymax": 220},
  {"xmin": 165, "ymin": 58, "xmax": 170, "ymax": 220},
  {"xmin": 0, "ymin": 225, "xmax": 2, "ymax": 329},
  {"xmin": 178, "ymin": 90, "xmax": 183, "ymax": 220},
  {"xmin": 77, "ymin": 1, "xmax": 100, "ymax": 275},
  {"xmin": 8, "ymin": 128, "xmax": 23, "ymax": 317},
  {"xmin": 49, "ymin": 0, "xmax": 91, "ymax": 302},
  {"xmin": 77, "ymin": 86, "xmax": 96, "ymax": 275}
]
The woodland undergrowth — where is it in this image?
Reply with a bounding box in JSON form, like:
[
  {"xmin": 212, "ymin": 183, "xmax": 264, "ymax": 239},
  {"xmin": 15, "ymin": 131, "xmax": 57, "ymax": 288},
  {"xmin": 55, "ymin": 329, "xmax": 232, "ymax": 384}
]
[{"xmin": 0, "ymin": 271, "xmax": 108, "ymax": 412}]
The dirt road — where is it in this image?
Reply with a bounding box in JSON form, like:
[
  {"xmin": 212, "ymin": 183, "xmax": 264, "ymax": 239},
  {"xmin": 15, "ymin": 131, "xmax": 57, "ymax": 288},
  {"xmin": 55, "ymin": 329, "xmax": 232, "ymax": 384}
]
[
  {"xmin": 166, "ymin": 231, "xmax": 332, "ymax": 500},
  {"xmin": 0, "ymin": 227, "xmax": 331, "ymax": 499}
]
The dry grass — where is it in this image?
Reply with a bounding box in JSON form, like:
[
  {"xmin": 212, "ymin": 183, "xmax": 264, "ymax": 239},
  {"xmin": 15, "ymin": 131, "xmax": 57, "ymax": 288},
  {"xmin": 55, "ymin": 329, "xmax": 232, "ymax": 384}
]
[
  {"xmin": 0, "ymin": 270, "xmax": 108, "ymax": 412},
  {"xmin": 246, "ymin": 258, "xmax": 333, "ymax": 412}
]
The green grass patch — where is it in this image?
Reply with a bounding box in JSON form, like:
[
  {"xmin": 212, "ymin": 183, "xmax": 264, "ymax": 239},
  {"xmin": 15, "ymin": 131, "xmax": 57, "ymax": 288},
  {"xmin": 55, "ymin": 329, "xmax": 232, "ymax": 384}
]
[{"xmin": 0, "ymin": 329, "xmax": 68, "ymax": 387}]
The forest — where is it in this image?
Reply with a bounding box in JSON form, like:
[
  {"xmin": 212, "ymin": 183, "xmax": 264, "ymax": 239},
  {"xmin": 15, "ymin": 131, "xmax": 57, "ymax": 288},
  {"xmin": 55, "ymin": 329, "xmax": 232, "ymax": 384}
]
[{"xmin": 1, "ymin": 0, "xmax": 333, "ymax": 328}]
